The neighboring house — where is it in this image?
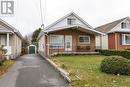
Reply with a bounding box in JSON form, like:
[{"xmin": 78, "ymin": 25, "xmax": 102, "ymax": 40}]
[
  {"xmin": 38, "ymin": 12, "xmax": 103, "ymax": 57},
  {"xmin": 0, "ymin": 18, "xmax": 23, "ymax": 59},
  {"xmin": 96, "ymin": 17, "xmax": 130, "ymax": 50}
]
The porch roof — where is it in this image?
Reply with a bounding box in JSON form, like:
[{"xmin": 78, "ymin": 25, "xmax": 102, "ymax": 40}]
[
  {"xmin": 44, "ymin": 24, "xmax": 104, "ymax": 35},
  {"xmin": 0, "ymin": 28, "xmax": 13, "ymax": 33}
]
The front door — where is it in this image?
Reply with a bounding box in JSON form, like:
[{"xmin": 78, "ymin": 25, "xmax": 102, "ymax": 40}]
[{"xmin": 65, "ymin": 35, "xmax": 72, "ymax": 51}]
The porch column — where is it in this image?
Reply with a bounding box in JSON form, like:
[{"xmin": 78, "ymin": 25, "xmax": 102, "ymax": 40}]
[
  {"xmin": 6, "ymin": 33, "xmax": 9, "ymax": 60},
  {"xmin": 100, "ymin": 35, "xmax": 102, "ymax": 49},
  {"xmin": 7, "ymin": 33, "xmax": 9, "ymax": 46},
  {"xmin": 115, "ymin": 33, "xmax": 118, "ymax": 50}
]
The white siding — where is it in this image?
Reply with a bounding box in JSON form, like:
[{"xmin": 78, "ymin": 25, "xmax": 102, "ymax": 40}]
[
  {"xmin": 96, "ymin": 36, "xmax": 101, "ymax": 49},
  {"xmin": 109, "ymin": 19, "xmax": 130, "ymax": 33},
  {"xmin": 38, "ymin": 35, "xmax": 45, "ymax": 56},
  {"xmin": 49, "ymin": 14, "xmax": 89, "ymax": 29},
  {"xmin": 101, "ymin": 35, "xmax": 108, "ymax": 49}
]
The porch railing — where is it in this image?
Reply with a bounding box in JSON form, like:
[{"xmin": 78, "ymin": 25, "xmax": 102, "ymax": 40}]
[
  {"xmin": 0, "ymin": 46, "xmax": 7, "ymax": 63},
  {"xmin": 49, "ymin": 45, "xmax": 101, "ymax": 55}
]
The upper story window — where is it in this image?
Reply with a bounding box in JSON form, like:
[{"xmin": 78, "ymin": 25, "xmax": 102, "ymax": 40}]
[
  {"xmin": 121, "ymin": 22, "xmax": 127, "ymax": 29},
  {"xmin": 67, "ymin": 18, "xmax": 76, "ymax": 25}
]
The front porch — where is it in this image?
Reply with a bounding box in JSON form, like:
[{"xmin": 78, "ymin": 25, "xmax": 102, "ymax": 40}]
[
  {"xmin": 0, "ymin": 33, "xmax": 11, "ymax": 59},
  {"xmin": 45, "ymin": 27, "xmax": 102, "ymax": 56}
]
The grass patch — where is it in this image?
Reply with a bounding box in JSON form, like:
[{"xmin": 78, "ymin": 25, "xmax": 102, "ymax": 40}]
[
  {"xmin": 51, "ymin": 55, "xmax": 130, "ymax": 87},
  {"xmin": 0, "ymin": 60, "xmax": 15, "ymax": 76}
]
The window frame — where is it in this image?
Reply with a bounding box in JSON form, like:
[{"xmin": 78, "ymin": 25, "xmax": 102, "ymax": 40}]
[
  {"xmin": 49, "ymin": 35, "xmax": 64, "ymax": 49},
  {"xmin": 67, "ymin": 18, "xmax": 76, "ymax": 25},
  {"xmin": 0, "ymin": 35, "xmax": 6, "ymax": 46},
  {"xmin": 122, "ymin": 34, "xmax": 130, "ymax": 45},
  {"xmin": 121, "ymin": 22, "xmax": 127, "ymax": 29},
  {"xmin": 79, "ymin": 35, "xmax": 90, "ymax": 44}
]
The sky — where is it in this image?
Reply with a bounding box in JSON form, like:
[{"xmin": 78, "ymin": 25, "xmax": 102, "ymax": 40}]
[{"xmin": 1, "ymin": 0, "xmax": 130, "ymax": 36}]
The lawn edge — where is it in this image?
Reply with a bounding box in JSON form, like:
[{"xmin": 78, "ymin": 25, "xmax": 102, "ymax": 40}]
[
  {"xmin": 39, "ymin": 54, "xmax": 71, "ymax": 83},
  {"xmin": 0, "ymin": 60, "xmax": 15, "ymax": 79}
]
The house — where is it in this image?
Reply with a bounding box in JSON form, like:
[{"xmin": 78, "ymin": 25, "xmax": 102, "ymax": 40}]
[
  {"xmin": 38, "ymin": 12, "xmax": 103, "ymax": 57},
  {"xmin": 96, "ymin": 17, "xmax": 130, "ymax": 50},
  {"xmin": 0, "ymin": 18, "xmax": 23, "ymax": 59}
]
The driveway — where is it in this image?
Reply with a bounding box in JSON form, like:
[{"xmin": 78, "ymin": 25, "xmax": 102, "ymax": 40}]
[{"xmin": 0, "ymin": 54, "xmax": 69, "ymax": 87}]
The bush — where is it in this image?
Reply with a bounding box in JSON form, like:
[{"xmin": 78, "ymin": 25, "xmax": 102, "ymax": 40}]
[
  {"xmin": 98, "ymin": 49, "xmax": 130, "ymax": 59},
  {"xmin": 100, "ymin": 56, "xmax": 130, "ymax": 75}
]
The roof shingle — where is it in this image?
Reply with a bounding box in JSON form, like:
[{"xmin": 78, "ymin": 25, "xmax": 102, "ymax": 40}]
[{"xmin": 95, "ymin": 17, "xmax": 127, "ymax": 33}]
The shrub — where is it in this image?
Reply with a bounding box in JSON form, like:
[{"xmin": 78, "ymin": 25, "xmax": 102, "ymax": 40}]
[
  {"xmin": 100, "ymin": 56, "xmax": 130, "ymax": 75},
  {"xmin": 98, "ymin": 49, "xmax": 130, "ymax": 59}
]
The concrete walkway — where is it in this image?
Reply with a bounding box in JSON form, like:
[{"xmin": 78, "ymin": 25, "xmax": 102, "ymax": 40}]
[{"xmin": 0, "ymin": 54, "xmax": 69, "ymax": 87}]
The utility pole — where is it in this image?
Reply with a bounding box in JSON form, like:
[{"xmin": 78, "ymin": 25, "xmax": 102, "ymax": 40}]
[{"xmin": 40, "ymin": 0, "xmax": 44, "ymax": 29}]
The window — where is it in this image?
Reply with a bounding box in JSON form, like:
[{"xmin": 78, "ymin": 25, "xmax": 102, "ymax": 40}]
[
  {"xmin": 50, "ymin": 35, "xmax": 64, "ymax": 48},
  {"xmin": 79, "ymin": 36, "xmax": 90, "ymax": 44},
  {"xmin": 0, "ymin": 35, "xmax": 6, "ymax": 46},
  {"xmin": 67, "ymin": 18, "xmax": 76, "ymax": 25},
  {"xmin": 121, "ymin": 22, "xmax": 126, "ymax": 29},
  {"xmin": 122, "ymin": 34, "xmax": 130, "ymax": 45}
]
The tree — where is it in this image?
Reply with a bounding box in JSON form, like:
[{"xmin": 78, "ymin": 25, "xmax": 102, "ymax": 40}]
[{"xmin": 31, "ymin": 28, "xmax": 42, "ymax": 44}]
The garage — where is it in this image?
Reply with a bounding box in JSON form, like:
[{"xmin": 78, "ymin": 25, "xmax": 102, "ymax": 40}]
[{"xmin": 28, "ymin": 45, "xmax": 36, "ymax": 54}]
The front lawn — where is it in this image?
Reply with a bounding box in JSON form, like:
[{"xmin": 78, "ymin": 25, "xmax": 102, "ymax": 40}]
[
  {"xmin": 0, "ymin": 60, "xmax": 15, "ymax": 76},
  {"xmin": 51, "ymin": 55, "xmax": 130, "ymax": 87}
]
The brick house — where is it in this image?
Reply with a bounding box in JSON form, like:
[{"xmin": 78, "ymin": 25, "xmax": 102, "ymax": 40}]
[
  {"xmin": 38, "ymin": 12, "xmax": 103, "ymax": 57},
  {"xmin": 96, "ymin": 17, "xmax": 130, "ymax": 50}
]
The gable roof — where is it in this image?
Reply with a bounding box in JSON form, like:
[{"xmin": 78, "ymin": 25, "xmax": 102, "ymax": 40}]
[
  {"xmin": 95, "ymin": 17, "xmax": 128, "ymax": 33},
  {"xmin": 45, "ymin": 12, "xmax": 93, "ymax": 30},
  {"xmin": 37, "ymin": 12, "xmax": 104, "ymax": 40},
  {"xmin": 0, "ymin": 18, "xmax": 23, "ymax": 39}
]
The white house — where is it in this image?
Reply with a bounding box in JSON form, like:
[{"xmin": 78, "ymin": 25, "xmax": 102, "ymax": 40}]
[{"xmin": 0, "ymin": 18, "xmax": 23, "ymax": 59}]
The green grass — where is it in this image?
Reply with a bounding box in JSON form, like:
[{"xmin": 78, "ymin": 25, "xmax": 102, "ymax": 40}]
[
  {"xmin": 0, "ymin": 60, "xmax": 15, "ymax": 76},
  {"xmin": 51, "ymin": 55, "xmax": 130, "ymax": 87}
]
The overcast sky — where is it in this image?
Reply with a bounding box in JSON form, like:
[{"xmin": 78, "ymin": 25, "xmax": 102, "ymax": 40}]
[{"xmin": 1, "ymin": 0, "xmax": 130, "ymax": 36}]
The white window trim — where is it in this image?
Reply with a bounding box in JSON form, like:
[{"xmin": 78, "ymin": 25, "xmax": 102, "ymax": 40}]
[
  {"xmin": 122, "ymin": 34, "xmax": 130, "ymax": 45},
  {"xmin": 50, "ymin": 35, "xmax": 64, "ymax": 49},
  {"xmin": 79, "ymin": 35, "xmax": 90, "ymax": 44},
  {"xmin": 67, "ymin": 18, "xmax": 76, "ymax": 25}
]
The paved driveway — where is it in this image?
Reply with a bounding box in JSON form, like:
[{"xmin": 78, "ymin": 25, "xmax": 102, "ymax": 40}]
[{"xmin": 0, "ymin": 54, "xmax": 69, "ymax": 87}]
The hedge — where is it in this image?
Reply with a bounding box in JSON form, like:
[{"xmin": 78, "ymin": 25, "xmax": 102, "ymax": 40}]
[
  {"xmin": 100, "ymin": 56, "xmax": 130, "ymax": 75},
  {"xmin": 98, "ymin": 49, "xmax": 130, "ymax": 59}
]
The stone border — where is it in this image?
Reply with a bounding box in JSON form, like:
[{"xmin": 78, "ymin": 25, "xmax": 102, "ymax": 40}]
[{"xmin": 39, "ymin": 53, "xmax": 71, "ymax": 83}]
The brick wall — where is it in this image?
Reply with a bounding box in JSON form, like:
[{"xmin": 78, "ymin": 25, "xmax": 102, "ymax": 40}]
[{"xmin": 45, "ymin": 28, "xmax": 96, "ymax": 56}]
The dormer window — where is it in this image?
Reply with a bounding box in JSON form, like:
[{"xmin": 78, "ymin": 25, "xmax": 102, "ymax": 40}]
[
  {"xmin": 121, "ymin": 22, "xmax": 126, "ymax": 29},
  {"xmin": 67, "ymin": 18, "xmax": 76, "ymax": 25}
]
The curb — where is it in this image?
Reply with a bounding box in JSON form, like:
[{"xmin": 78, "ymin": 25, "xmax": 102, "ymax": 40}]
[{"xmin": 39, "ymin": 54, "xmax": 71, "ymax": 83}]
